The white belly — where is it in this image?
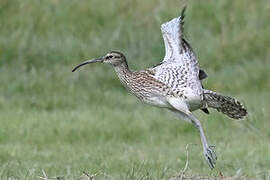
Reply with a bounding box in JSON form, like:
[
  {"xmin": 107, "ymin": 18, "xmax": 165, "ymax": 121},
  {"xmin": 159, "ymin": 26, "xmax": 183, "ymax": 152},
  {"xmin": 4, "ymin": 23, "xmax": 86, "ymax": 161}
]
[
  {"xmin": 143, "ymin": 96, "xmax": 170, "ymax": 108},
  {"xmin": 182, "ymin": 87, "xmax": 203, "ymax": 111},
  {"xmin": 186, "ymin": 94, "xmax": 203, "ymax": 111}
]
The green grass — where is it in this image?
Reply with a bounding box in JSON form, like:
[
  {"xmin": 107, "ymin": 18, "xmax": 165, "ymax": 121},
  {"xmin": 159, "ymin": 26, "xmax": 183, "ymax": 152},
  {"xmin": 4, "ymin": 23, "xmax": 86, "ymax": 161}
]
[{"xmin": 0, "ymin": 0, "xmax": 270, "ymax": 179}]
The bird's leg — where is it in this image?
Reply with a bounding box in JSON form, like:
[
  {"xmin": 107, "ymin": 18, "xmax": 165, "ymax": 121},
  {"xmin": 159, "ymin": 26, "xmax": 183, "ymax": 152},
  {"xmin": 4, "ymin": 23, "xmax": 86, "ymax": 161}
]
[
  {"xmin": 188, "ymin": 113, "xmax": 217, "ymax": 169},
  {"xmin": 168, "ymin": 98, "xmax": 217, "ymax": 168},
  {"xmin": 171, "ymin": 110, "xmax": 217, "ymax": 168}
]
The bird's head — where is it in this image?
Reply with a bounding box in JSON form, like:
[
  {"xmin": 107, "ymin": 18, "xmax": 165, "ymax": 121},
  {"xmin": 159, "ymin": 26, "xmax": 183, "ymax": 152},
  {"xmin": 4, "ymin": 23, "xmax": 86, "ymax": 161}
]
[{"xmin": 72, "ymin": 51, "xmax": 126, "ymax": 72}]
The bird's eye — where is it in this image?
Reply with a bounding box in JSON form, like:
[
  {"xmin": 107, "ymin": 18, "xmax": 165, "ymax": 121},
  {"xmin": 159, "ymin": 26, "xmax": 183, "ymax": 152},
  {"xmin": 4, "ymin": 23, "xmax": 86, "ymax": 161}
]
[{"xmin": 106, "ymin": 55, "xmax": 113, "ymax": 59}]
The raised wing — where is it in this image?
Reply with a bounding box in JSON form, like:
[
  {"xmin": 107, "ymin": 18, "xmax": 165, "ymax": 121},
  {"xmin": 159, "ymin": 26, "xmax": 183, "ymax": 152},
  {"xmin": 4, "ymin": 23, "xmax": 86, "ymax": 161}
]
[
  {"xmin": 149, "ymin": 7, "xmax": 203, "ymax": 99},
  {"xmin": 161, "ymin": 7, "xmax": 186, "ymax": 62},
  {"xmin": 160, "ymin": 7, "xmax": 199, "ymax": 71}
]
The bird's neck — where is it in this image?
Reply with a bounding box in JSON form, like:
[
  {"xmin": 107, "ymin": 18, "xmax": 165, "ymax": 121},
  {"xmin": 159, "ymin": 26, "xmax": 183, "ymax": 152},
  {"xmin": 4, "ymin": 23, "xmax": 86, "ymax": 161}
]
[{"xmin": 112, "ymin": 61, "xmax": 132, "ymax": 86}]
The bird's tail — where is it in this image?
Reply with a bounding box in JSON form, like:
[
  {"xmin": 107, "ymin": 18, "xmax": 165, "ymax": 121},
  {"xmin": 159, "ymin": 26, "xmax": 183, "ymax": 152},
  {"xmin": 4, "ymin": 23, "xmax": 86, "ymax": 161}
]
[{"xmin": 203, "ymin": 89, "xmax": 247, "ymax": 120}]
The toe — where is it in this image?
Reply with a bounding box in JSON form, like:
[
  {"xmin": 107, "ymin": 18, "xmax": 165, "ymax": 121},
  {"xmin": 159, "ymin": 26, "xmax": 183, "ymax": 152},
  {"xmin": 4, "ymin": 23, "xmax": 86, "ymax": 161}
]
[
  {"xmin": 207, "ymin": 148, "xmax": 217, "ymax": 162},
  {"xmin": 204, "ymin": 147, "xmax": 217, "ymax": 169},
  {"xmin": 207, "ymin": 156, "xmax": 215, "ymax": 169}
]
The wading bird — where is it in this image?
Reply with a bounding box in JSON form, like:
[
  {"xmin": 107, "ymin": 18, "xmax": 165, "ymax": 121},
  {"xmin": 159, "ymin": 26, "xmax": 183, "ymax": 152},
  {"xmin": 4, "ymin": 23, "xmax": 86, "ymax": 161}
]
[{"xmin": 72, "ymin": 7, "xmax": 247, "ymax": 169}]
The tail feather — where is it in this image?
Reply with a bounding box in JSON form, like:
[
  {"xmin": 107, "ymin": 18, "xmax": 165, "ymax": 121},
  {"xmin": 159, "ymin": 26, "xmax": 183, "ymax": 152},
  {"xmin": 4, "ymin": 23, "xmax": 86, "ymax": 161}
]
[{"xmin": 203, "ymin": 89, "xmax": 247, "ymax": 120}]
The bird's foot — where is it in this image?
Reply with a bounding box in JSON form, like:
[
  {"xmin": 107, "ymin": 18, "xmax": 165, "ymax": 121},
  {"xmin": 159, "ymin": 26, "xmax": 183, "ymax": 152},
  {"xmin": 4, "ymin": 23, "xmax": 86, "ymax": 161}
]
[{"xmin": 203, "ymin": 145, "xmax": 217, "ymax": 169}]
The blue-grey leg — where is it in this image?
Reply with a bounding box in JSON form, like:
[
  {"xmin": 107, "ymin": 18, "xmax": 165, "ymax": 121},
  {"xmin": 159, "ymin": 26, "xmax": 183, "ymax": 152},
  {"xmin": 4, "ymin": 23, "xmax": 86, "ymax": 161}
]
[
  {"xmin": 188, "ymin": 113, "xmax": 217, "ymax": 169},
  {"xmin": 171, "ymin": 110, "xmax": 217, "ymax": 169},
  {"xmin": 168, "ymin": 98, "xmax": 217, "ymax": 168}
]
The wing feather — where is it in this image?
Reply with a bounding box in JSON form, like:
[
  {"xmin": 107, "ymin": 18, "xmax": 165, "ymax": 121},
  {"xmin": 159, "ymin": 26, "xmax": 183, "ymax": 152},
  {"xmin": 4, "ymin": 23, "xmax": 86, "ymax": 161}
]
[
  {"xmin": 161, "ymin": 6, "xmax": 186, "ymax": 62},
  {"xmin": 160, "ymin": 7, "xmax": 199, "ymax": 72},
  {"xmin": 150, "ymin": 7, "xmax": 203, "ymax": 99}
]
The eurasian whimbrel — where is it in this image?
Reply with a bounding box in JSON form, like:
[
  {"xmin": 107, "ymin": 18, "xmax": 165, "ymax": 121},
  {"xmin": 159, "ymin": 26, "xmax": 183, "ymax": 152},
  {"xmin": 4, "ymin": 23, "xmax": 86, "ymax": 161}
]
[{"xmin": 72, "ymin": 7, "xmax": 247, "ymax": 169}]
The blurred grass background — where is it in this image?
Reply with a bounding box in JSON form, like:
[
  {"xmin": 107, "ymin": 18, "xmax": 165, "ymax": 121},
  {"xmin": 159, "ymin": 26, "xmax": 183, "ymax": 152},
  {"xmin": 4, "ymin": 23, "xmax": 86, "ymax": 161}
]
[{"xmin": 0, "ymin": 0, "xmax": 270, "ymax": 179}]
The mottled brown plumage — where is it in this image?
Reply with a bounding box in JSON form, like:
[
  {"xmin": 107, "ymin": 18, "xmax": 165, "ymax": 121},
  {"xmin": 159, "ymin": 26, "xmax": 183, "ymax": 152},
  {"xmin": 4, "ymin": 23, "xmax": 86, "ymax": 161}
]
[{"xmin": 72, "ymin": 7, "xmax": 247, "ymax": 169}]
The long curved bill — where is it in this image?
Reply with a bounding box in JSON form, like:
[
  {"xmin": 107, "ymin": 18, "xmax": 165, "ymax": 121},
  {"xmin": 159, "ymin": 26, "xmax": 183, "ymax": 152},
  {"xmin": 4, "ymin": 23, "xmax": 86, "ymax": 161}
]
[{"xmin": 72, "ymin": 57, "xmax": 104, "ymax": 72}]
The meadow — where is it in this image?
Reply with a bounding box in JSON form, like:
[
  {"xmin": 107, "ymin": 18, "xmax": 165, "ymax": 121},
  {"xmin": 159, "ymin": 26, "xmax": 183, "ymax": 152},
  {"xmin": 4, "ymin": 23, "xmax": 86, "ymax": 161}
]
[{"xmin": 0, "ymin": 0, "xmax": 270, "ymax": 179}]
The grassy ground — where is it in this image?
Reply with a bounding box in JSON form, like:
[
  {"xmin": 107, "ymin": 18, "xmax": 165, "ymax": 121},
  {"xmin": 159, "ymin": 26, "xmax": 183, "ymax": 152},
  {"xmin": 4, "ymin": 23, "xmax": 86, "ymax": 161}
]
[{"xmin": 1, "ymin": 0, "xmax": 270, "ymax": 179}]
